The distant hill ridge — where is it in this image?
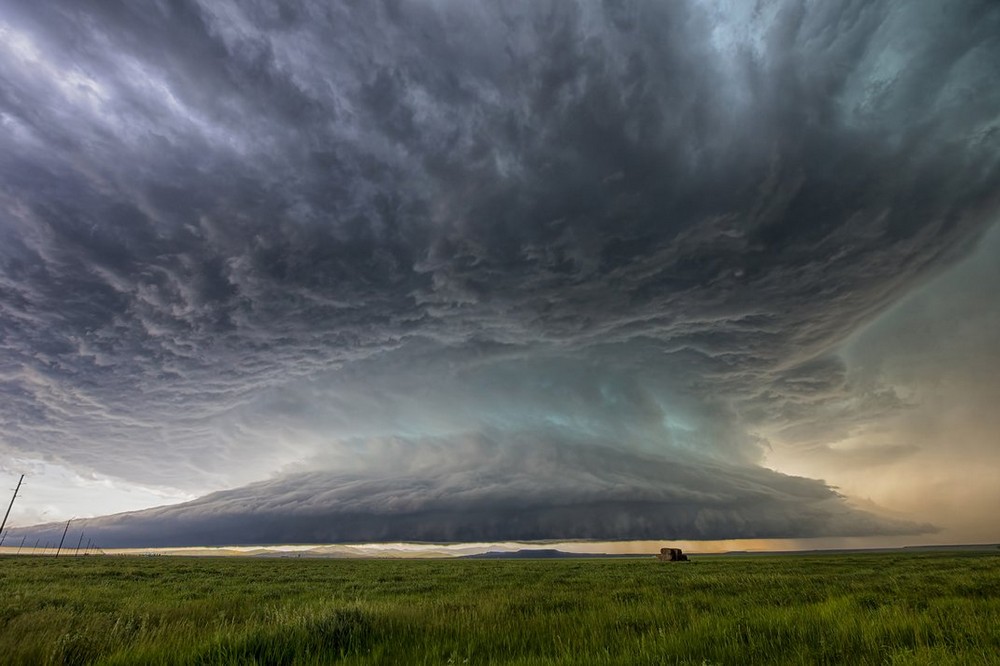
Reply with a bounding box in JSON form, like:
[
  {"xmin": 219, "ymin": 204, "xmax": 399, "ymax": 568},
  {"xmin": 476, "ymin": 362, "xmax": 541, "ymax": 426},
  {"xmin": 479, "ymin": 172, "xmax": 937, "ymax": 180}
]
[{"xmin": 461, "ymin": 549, "xmax": 637, "ymax": 559}]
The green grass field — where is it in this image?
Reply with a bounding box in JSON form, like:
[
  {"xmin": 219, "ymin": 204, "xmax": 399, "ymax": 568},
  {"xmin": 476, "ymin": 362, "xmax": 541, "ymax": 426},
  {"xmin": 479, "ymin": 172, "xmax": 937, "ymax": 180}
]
[{"xmin": 1, "ymin": 552, "xmax": 998, "ymax": 665}]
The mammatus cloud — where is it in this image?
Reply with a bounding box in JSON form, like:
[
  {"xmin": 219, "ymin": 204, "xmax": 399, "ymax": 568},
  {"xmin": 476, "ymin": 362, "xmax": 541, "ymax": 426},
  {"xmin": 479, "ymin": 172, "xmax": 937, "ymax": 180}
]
[{"xmin": 1, "ymin": 0, "xmax": 999, "ymax": 544}]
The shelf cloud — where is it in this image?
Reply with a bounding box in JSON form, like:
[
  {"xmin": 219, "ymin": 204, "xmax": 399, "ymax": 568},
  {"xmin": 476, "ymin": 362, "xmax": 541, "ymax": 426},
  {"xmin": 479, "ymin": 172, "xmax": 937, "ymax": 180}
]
[
  {"xmin": 9, "ymin": 431, "xmax": 932, "ymax": 547},
  {"xmin": 1, "ymin": 0, "xmax": 998, "ymax": 545}
]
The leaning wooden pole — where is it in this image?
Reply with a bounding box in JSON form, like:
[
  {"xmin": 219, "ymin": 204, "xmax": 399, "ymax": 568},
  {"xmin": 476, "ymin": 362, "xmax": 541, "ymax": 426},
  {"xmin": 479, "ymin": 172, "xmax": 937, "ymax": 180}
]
[
  {"xmin": 74, "ymin": 532, "xmax": 85, "ymax": 556},
  {"xmin": 0, "ymin": 475, "xmax": 24, "ymax": 538},
  {"xmin": 55, "ymin": 520, "xmax": 71, "ymax": 558}
]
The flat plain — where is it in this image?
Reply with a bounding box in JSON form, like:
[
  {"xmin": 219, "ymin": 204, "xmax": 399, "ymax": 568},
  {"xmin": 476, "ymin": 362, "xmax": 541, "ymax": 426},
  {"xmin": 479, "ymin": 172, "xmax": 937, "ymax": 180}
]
[{"xmin": 1, "ymin": 551, "xmax": 998, "ymax": 665}]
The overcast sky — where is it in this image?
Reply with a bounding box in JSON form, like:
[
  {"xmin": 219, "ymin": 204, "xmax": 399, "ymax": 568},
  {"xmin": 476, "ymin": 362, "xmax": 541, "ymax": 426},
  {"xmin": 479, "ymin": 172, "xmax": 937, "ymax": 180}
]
[{"xmin": 2, "ymin": 0, "xmax": 999, "ymax": 548}]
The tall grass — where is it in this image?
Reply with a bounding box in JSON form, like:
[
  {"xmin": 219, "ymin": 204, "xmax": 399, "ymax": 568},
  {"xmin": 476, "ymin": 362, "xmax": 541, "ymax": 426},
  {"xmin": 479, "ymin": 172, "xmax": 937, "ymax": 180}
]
[{"xmin": 1, "ymin": 552, "xmax": 998, "ymax": 664}]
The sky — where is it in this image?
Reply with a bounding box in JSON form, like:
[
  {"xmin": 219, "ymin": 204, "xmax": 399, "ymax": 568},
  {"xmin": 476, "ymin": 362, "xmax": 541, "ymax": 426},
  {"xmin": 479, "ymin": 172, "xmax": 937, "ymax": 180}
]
[{"xmin": 1, "ymin": 0, "xmax": 999, "ymax": 549}]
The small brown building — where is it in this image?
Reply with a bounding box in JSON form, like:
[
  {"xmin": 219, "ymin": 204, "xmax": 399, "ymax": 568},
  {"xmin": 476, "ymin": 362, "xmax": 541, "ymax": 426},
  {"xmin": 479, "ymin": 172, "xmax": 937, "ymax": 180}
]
[{"xmin": 656, "ymin": 547, "xmax": 688, "ymax": 562}]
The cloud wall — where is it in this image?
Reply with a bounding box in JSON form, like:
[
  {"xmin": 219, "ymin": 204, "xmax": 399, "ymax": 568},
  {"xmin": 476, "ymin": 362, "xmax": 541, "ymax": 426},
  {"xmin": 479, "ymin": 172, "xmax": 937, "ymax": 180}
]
[{"xmin": 1, "ymin": 0, "xmax": 998, "ymax": 544}]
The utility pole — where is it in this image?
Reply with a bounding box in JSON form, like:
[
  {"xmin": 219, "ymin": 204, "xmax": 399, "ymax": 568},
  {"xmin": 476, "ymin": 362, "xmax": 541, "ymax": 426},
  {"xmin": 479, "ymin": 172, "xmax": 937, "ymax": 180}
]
[
  {"xmin": 85, "ymin": 538, "xmax": 92, "ymax": 555},
  {"xmin": 0, "ymin": 475, "xmax": 24, "ymax": 539},
  {"xmin": 55, "ymin": 520, "xmax": 71, "ymax": 558},
  {"xmin": 74, "ymin": 532, "xmax": 85, "ymax": 556},
  {"xmin": 17, "ymin": 535, "xmax": 26, "ymax": 555},
  {"xmin": 32, "ymin": 538, "xmax": 39, "ymax": 555}
]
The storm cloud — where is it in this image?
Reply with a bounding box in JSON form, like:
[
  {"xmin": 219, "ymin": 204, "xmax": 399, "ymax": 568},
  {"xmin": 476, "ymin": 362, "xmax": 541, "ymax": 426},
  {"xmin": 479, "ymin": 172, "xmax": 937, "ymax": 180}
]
[
  {"xmin": 7, "ymin": 432, "xmax": 932, "ymax": 548},
  {"xmin": 1, "ymin": 0, "xmax": 999, "ymax": 545}
]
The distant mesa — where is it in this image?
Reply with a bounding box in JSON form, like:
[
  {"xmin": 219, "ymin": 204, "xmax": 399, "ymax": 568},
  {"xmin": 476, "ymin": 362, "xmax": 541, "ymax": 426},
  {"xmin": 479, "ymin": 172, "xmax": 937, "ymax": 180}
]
[{"xmin": 462, "ymin": 549, "xmax": 612, "ymax": 559}]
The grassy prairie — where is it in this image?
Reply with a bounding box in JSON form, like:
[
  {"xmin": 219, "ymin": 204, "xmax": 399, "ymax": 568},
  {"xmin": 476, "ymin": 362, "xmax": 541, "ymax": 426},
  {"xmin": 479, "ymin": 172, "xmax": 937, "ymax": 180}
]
[{"xmin": 1, "ymin": 551, "xmax": 998, "ymax": 665}]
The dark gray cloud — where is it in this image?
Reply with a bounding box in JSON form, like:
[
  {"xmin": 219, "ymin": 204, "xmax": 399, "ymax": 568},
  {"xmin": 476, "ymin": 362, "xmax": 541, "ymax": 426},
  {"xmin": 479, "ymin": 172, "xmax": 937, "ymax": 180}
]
[
  {"xmin": 1, "ymin": 0, "xmax": 998, "ymax": 543},
  {"xmin": 6, "ymin": 432, "xmax": 931, "ymax": 547}
]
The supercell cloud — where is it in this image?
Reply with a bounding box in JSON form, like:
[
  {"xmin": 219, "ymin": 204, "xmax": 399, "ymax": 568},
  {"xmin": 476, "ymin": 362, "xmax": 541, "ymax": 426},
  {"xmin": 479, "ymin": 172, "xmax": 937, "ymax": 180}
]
[{"xmin": 1, "ymin": 0, "xmax": 999, "ymax": 545}]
